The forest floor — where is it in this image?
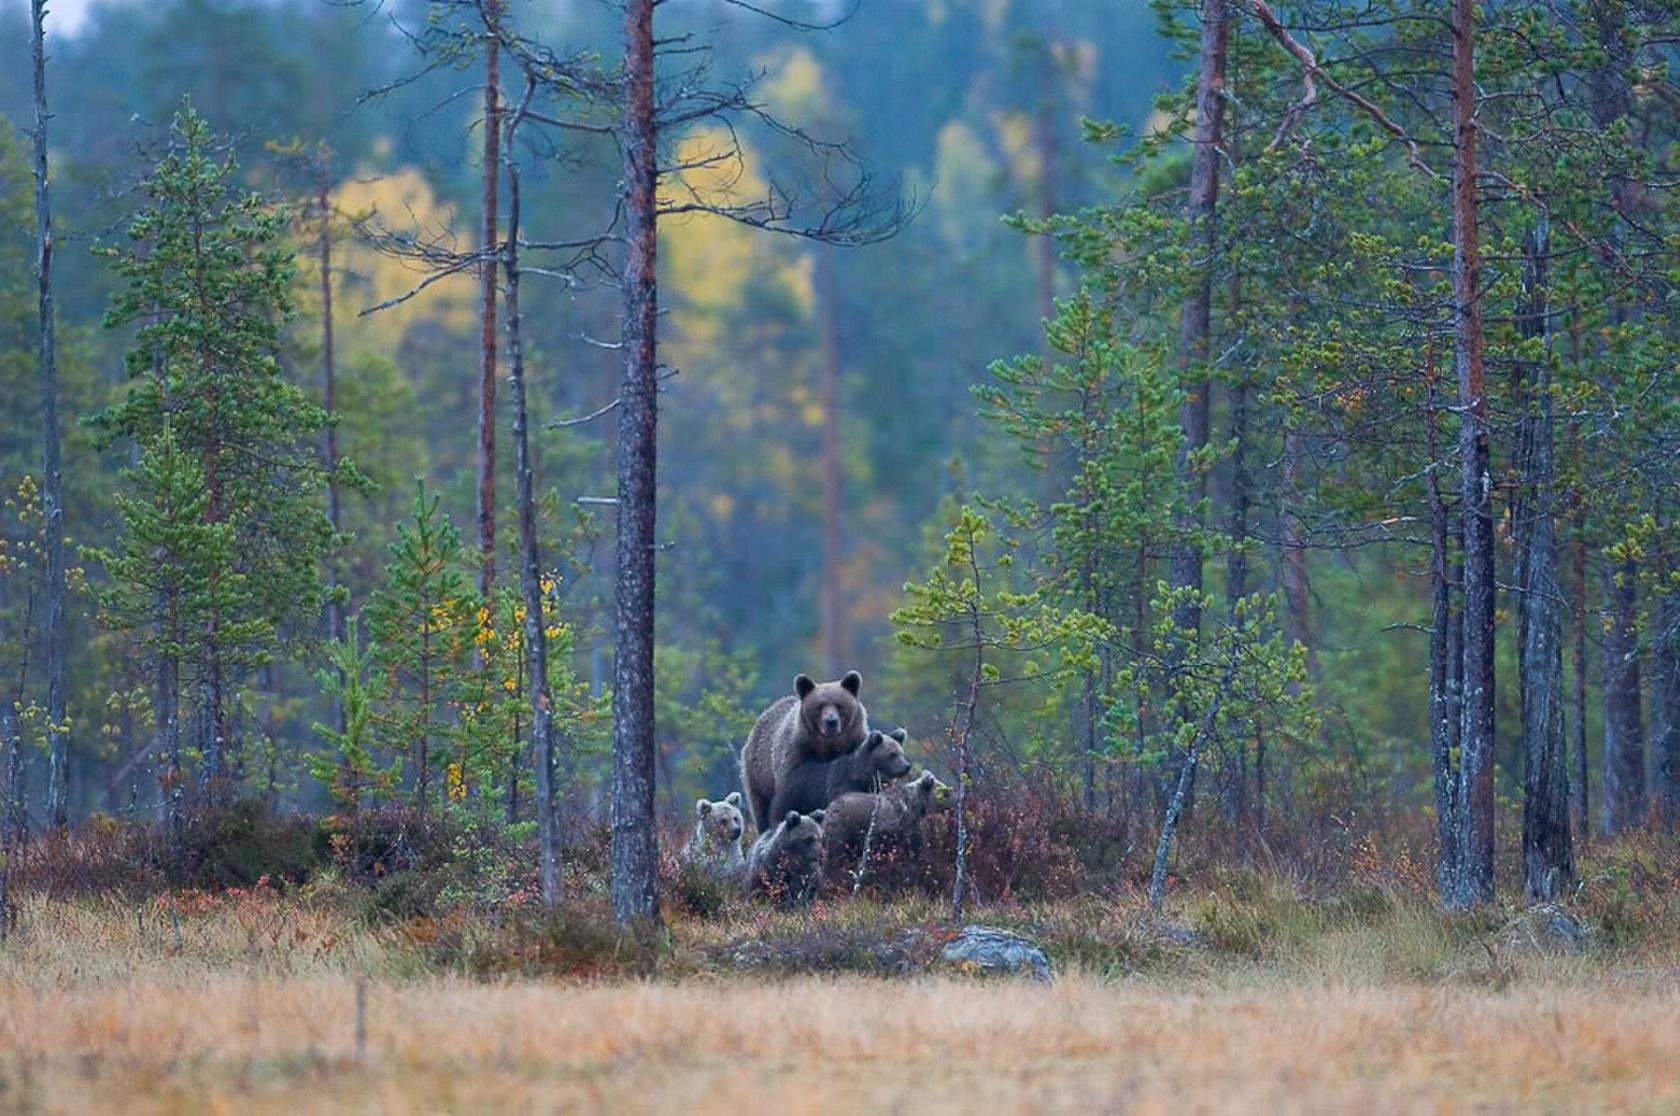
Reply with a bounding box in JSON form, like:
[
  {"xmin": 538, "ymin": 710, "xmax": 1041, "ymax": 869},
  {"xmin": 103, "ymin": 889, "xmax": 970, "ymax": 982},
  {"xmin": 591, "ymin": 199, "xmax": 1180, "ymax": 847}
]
[{"xmin": 2, "ymin": 882, "xmax": 1678, "ymax": 1114}]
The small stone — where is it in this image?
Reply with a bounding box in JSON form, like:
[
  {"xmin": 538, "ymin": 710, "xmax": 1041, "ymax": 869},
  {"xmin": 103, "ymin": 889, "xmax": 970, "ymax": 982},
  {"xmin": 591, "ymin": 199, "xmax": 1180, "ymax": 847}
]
[{"xmin": 940, "ymin": 926, "xmax": 1053, "ymax": 982}]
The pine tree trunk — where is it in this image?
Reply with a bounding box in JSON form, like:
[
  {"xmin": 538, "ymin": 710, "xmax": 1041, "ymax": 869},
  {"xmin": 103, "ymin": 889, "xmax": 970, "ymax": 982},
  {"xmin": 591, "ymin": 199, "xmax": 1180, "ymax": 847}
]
[
  {"xmin": 1654, "ymin": 586, "xmax": 1679, "ymax": 830},
  {"xmin": 1149, "ymin": 644, "xmax": 1241, "ymax": 913},
  {"xmin": 1427, "ymin": 356, "xmax": 1461, "ymax": 899},
  {"xmin": 32, "ymin": 0, "xmax": 69, "ymax": 830},
  {"xmin": 476, "ymin": 0, "xmax": 502, "ymax": 598},
  {"xmin": 159, "ymin": 598, "xmax": 182, "ymax": 844},
  {"xmin": 502, "ymin": 109, "xmax": 562, "ymax": 907},
  {"xmin": 610, "ymin": 0, "xmax": 662, "ymax": 927},
  {"xmin": 0, "ymin": 703, "xmax": 19, "ymax": 937},
  {"xmin": 319, "ymin": 182, "xmax": 350, "ymax": 775},
  {"xmin": 1514, "ymin": 221, "xmax": 1574, "ymax": 900},
  {"xmin": 816, "ymin": 246, "xmax": 845, "ymax": 676},
  {"xmin": 1586, "ymin": 0, "xmax": 1646, "ymax": 839},
  {"xmin": 1602, "ymin": 560, "xmax": 1646, "ymax": 831},
  {"xmin": 1448, "ymin": 0, "xmax": 1495, "ymax": 908},
  {"xmin": 1571, "ymin": 472, "xmax": 1591, "ymax": 839},
  {"xmin": 1169, "ymin": 0, "xmax": 1228, "ymax": 641}
]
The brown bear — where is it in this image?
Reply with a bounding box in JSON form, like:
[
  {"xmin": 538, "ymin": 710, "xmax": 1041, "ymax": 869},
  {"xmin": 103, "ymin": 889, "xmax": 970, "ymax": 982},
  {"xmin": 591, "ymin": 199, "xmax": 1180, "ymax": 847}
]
[
  {"xmin": 739, "ymin": 671, "xmax": 870, "ymax": 831},
  {"xmin": 821, "ymin": 771, "xmax": 950, "ymax": 889},
  {"xmin": 680, "ymin": 792, "xmax": 746, "ymax": 879},
  {"xmin": 767, "ymin": 728, "xmax": 912, "ymax": 821},
  {"xmin": 744, "ymin": 809, "xmax": 826, "ymax": 907}
]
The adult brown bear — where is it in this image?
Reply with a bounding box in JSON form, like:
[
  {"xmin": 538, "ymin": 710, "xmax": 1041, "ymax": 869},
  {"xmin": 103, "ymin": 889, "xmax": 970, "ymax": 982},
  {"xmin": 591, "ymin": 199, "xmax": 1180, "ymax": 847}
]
[{"xmin": 739, "ymin": 671, "xmax": 869, "ymax": 831}]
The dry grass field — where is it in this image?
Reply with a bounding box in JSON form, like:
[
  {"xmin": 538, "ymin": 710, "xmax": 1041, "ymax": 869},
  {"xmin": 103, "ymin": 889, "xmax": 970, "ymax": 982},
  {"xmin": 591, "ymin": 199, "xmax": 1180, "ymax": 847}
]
[{"xmin": 3, "ymin": 891, "xmax": 1678, "ymax": 1114}]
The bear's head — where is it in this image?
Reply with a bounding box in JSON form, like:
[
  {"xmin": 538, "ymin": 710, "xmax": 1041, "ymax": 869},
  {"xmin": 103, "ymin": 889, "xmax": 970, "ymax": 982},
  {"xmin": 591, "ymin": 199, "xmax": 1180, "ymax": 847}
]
[
  {"xmin": 794, "ymin": 670, "xmax": 867, "ymax": 755},
  {"xmin": 905, "ymin": 770, "xmax": 951, "ymax": 816},
  {"xmin": 780, "ymin": 809, "xmax": 825, "ymax": 853},
  {"xmin": 860, "ymin": 728, "xmax": 914, "ymax": 783},
  {"xmin": 696, "ymin": 792, "xmax": 745, "ymax": 846}
]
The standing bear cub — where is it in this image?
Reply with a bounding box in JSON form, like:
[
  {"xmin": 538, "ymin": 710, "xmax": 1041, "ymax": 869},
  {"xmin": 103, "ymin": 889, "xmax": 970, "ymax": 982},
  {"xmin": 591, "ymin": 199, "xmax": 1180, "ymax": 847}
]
[
  {"xmin": 739, "ymin": 671, "xmax": 870, "ymax": 831},
  {"xmin": 767, "ymin": 728, "xmax": 912, "ymax": 821}
]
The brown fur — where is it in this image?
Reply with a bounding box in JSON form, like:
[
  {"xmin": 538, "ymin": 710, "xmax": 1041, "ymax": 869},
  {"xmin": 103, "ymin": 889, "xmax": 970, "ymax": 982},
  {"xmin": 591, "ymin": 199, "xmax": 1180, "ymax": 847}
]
[
  {"xmin": 739, "ymin": 671, "xmax": 869, "ymax": 830},
  {"xmin": 821, "ymin": 771, "xmax": 949, "ymax": 884},
  {"xmin": 767, "ymin": 728, "xmax": 912, "ymax": 821},
  {"xmin": 744, "ymin": 809, "xmax": 826, "ymax": 906}
]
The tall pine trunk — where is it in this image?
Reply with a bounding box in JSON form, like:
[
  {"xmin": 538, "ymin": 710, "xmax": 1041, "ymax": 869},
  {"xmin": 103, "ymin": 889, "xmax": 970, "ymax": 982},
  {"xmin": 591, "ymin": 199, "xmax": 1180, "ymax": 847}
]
[
  {"xmin": 610, "ymin": 0, "xmax": 662, "ymax": 926},
  {"xmin": 1427, "ymin": 353, "xmax": 1461, "ymax": 897},
  {"xmin": 1571, "ymin": 457, "xmax": 1591, "ymax": 839},
  {"xmin": 1602, "ymin": 561, "xmax": 1646, "ymax": 831},
  {"xmin": 476, "ymin": 0, "xmax": 502, "ymax": 597},
  {"xmin": 1449, "ymin": 0, "xmax": 1495, "ymax": 907},
  {"xmin": 1587, "ymin": 0, "xmax": 1646, "ymax": 837},
  {"xmin": 1655, "ymin": 585, "xmax": 1679, "ymax": 829},
  {"xmin": 33, "ymin": 0, "xmax": 69, "ymax": 829},
  {"xmin": 502, "ymin": 102, "xmax": 562, "ymax": 907},
  {"xmin": 1514, "ymin": 221, "xmax": 1573, "ymax": 900},
  {"xmin": 1169, "ymin": 0, "xmax": 1227, "ymax": 641},
  {"xmin": 319, "ymin": 182, "xmax": 349, "ymax": 771}
]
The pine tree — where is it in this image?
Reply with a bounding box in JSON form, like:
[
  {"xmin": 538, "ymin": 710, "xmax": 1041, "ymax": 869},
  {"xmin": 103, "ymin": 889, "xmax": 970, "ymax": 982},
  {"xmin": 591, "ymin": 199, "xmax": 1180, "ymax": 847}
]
[
  {"xmin": 88, "ymin": 102, "xmax": 337, "ymax": 796},
  {"xmin": 83, "ymin": 427, "xmax": 250, "ymax": 833},
  {"xmin": 308, "ymin": 615, "xmax": 397, "ymax": 810},
  {"xmin": 362, "ymin": 481, "xmax": 474, "ymax": 810}
]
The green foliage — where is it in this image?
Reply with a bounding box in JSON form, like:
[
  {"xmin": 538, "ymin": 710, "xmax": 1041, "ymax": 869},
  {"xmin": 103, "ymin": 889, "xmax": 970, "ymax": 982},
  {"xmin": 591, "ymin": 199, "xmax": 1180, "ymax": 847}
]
[
  {"xmin": 361, "ymin": 480, "xmax": 474, "ymax": 808},
  {"xmin": 308, "ymin": 615, "xmax": 399, "ymax": 809},
  {"xmin": 82, "ymin": 426, "xmax": 259, "ymax": 771}
]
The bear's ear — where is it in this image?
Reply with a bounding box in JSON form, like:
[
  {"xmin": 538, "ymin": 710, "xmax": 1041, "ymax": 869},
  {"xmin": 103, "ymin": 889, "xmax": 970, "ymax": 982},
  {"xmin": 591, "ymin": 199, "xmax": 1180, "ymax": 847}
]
[
  {"xmin": 864, "ymin": 730, "xmax": 886, "ymax": 751},
  {"xmin": 725, "ymin": 791, "xmax": 742, "ymax": 806},
  {"xmin": 697, "ymin": 799, "xmax": 712, "ymax": 817},
  {"xmin": 889, "ymin": 727, "xmax": 908, "ymax": 743},
  {"xmin": 840, "ymin": 669, "xmax": 862, "ymax": 696},
  {"xmin": 785, "ymin": 810, "xmax": 801, "ymax": 828},
  {"xmin": 795, "ymin": 674, "xmax": 816, "ymax": 700},
  {"xmin": 811, "ymin": 809, "xmax": 826, "ymax": 824}
]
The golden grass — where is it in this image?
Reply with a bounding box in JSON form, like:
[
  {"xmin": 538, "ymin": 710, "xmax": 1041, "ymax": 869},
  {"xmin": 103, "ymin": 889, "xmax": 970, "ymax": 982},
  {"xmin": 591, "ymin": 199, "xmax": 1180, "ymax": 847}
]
[{"xmin": 2, "ymin": 894, "xmax": 1678, "ymax": 1113}]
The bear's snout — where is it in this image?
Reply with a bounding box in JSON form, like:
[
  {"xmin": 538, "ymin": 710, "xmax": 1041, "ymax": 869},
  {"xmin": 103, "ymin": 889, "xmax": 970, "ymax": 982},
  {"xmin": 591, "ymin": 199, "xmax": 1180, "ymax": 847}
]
[{"xmin": 820, "ymin": 706, "xmax": 842, "ymax": 734}]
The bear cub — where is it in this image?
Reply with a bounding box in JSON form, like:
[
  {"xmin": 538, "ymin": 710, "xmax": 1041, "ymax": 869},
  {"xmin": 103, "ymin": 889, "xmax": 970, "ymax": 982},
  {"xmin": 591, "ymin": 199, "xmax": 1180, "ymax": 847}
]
[
  {"xmin": 745, "ymin": 809, "xmax": 826, "ymax": 907},
  {"xmin": 739, "ymin": 671, "xmax": 870, "ymax": 830},
  {"xmin": 767, "ymin": 728, "xmax": 912, "ymax": 821},
  {"xmin": 822, "ymin": 771, "xmax": 950, "ymax": 884},
  {"xmin": 681, "ymin": 792, "xmax": 746, "ymax": 878}
]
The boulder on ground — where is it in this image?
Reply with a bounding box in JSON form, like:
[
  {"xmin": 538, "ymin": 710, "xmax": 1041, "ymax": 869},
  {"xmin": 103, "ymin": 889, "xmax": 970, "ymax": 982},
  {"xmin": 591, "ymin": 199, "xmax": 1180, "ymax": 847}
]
[
  {"xmin": 939, "ymin": 926, "xmax": 1054, "ymax": 983},
  {"xmin": 1494, "ymin": 902, "xmax": 1589, "ymax": 956}
]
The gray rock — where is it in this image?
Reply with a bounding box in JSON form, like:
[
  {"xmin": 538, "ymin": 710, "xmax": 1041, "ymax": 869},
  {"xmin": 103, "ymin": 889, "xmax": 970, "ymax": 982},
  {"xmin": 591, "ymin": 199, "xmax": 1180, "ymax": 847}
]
[
  {"xmin": 940, "ymin": 926, "xmax": 1054, "ymax": 983},
  {"xmin": 1495, "ymin": 902, "xmax": 1589, "ymax": 956}
]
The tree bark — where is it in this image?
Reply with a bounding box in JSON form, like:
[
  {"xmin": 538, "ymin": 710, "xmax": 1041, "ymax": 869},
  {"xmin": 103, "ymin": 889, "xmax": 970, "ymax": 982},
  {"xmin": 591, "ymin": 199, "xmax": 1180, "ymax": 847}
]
[
  {"xmin": 610, "ymin": 0, "xmax": 662, "ymax": 927},
  {"xmin": 1654, "ymin": 586, "xmax": 1679, "ymax": 830},
  {"xmin": 1169, "ymin": 0, "xmax": 1228, "ymax": 641},
  {"xmin": 32, "ymin": 0, "xmax": 69, "ymax": 830},
  {"xmin": 1571, "ymin": 467, "xmax": 1591, "ymax": 839},
  {"xmin": 1601, "ymin": 560, "xmax": 1645, "ymax": 831},
  {"xmin": 1149, "ymin": 643, "xmax": 1241, "ymax": 913},
  {"xmin": 1426, "ymin": 352, "xmax": 1461, "ymax": 899},
  {"xmin": 1449, "ymin": 0, "xmax": 1495, "ymax": 907},
  {"xmin": 0, "ymin": 703, "xmax": 19, "ymax": 937},
  {"xmin": 502, "ymin": 97, "xmax": 562, "ymax": 907},
  {"xmin": 475, "ymin": 0, "xmax": 502, "ymax": 598},
  {"xmin": 816, "ymin": 246, "xmax": 845, "ymax": 676},
  {"xmin": 1514, "ymin": 220, "xmax": 1574, "ymax": 900}
]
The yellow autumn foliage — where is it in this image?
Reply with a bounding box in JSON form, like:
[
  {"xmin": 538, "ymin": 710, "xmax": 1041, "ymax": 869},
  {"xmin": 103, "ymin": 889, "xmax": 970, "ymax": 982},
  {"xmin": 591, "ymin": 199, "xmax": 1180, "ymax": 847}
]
[
  {"xmin": 660, "ymin": 125, "xmax": 814, "ymax": 367},
  {"xmin": 289, "ymin": 165, "xmax": 476, "ymax": 358}
]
